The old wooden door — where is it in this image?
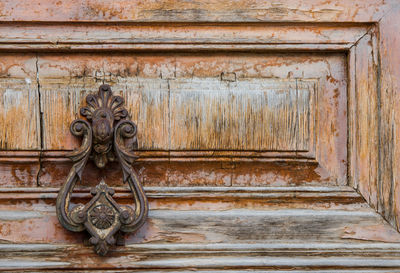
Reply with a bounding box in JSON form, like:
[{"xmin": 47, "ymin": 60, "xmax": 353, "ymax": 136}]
[{"xmin": 1, "ymin": 0, "xmax": 400, "ymax": 271}]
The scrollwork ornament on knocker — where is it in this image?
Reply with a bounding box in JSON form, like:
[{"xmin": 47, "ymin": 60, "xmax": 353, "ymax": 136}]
[{"xmin": 56, "ymin": 84, "xmax": 148, "ymax": 256}]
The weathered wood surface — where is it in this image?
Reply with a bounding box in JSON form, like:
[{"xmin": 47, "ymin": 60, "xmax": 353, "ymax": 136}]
[
  {"xmin": 0, "ymin": 0, "xmax": 397, "ymax": 22},
  {"xmin": 0, "ymin": 54, "xmax": 40, "ymax": 150},
  {"xmin": 0, "ymin": 151, "xmax": 40, "ymax": 188},
  {"xmin": 1, "ymin": 187, "xmax": 400, "ymax": 271},
  {"xmin": 37, "ymin": 53, "xmax": 344, "ymax": 153},
  {"xmin": 0, "ymin": 187, "xmax": 387, "ymax": 245},
  {"xmin": 31, "ymin": 53, "xmax": 346, "ymax": 187},
  {"xmin": 169, "ymin": 78, "xmax": 312, "ymax": 151},
  {"xmin": 0, "ymin": 24, "xmax": 370, "ymax": 45},
  {"xmin": 1, "ymin": 0, "xmax": 400, "ymax": 270},
  {"xmin": 349, "ymin": 29, "xmax": 380, "ymax": 209},
  {"xmin": 0, "ymin": 23, "xmax": 370, "ymax": 52},
  {"xmin": 3, "ymin": 242, "xmax": 400, "ymax": 271},
  {"xmin": 0, "ymin": 55, "xmax": 41, "ymax": 187},
  {"xmin": 346, "ymin": 6, "xmax": 400, "ymax": 234},
  {"xmin": 376, "ymin": 5, "xmax": 400, "ymax": 232},
  {"xmin": 39, "ymin": 76, "xmax": 313, "ymax": 153}
]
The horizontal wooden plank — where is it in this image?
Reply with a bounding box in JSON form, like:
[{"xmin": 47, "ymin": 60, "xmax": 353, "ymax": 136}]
[
  {"xmin": 0, "ymin": 208, "xmax": 397, "ymax": 244},
  {"xmin": 0, "ymin": 43, "xmax": 356, "ymax": 52},
  {"xmin": 0, "ymin": 0, "xmax": 396, "ymax": 22},
  {"xmin": 2, "ymin": 257, "xmax": 400, "ymax": 272},
  {"xmin": 0, "ymin": 24, "xmax": 369, "ymax": 46},
  {"xmin": 0, "ymin": 150, "xmax": 318, "ymax": 163},
  {"xmin": 0, "ymin": 185, "xmax": 357, "ymax": 193},
  {"xmin": 36, "ymin": 54, "xmax": 343, "ymax": 150},
  {"xmin": 0, "ymin": 152, "xmax": 328, "ymax": 187},
  {"xmin": 0, "ymin": 186, "xmax": 365, "ymax": 211},
  {"xmin": 3, "ymin": 250, "xmax": 400, "ymax": 272},
  {"xmin": 4, "ymin": 241, "xmax": 400, "ymax": 253},
  {"xmin": 38, "ymin": 54, "xmax": 324, "ymax": 152},
  {"xmin": 1, "ymin": 204, "xmax": 400, "ymax": 270}
]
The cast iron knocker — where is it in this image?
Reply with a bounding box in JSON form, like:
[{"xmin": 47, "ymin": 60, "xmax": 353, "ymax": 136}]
[{"xmin": 56, "ymin": 84, "xmax": 148, "ymax": 256}]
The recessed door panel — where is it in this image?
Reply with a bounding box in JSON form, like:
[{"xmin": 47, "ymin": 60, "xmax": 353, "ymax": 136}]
[{"xmin": 2, "ymin": 52, "xmax": 346, "ymax": 187}]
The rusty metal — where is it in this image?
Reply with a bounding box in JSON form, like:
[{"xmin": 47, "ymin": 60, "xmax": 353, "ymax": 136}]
[{"xmin": 56, "ymin": 84, "xmax": 148, "ymax": 256}]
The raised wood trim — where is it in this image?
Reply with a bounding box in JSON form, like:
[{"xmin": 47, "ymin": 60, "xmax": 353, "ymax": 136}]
[
  {"xmin": 0, "ymin": 186, "xmax": 364, "ymax": 210},
  {"xmin": 0, "ymin": 185, "xmax": 357, "ymax": 196},
  {"xmin": 0, "ymin": 150, "xmax": 319, "ymax": 163},
  {"xmin": 0, "ymin": 23, "xmax": 370, "ymax": 52},
  {"xmin": 2, "ymin": 241, "xmax": 400, "ymax": 271}
]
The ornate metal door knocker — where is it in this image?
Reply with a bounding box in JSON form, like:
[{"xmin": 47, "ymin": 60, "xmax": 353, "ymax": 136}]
[{"xmin": 56, "ymin": 84, "xmax": 148, "ymax": 256}]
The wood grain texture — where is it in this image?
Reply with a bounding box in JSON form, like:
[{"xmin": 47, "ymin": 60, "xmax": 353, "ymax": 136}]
[
  {"xmin": 0, "ymin": 186, "xmax": 365, "ymax": 212},
  {"xmin": 0, "ymin": 23, "xmax": 369, "ymax": 52},
  {"xmin": 3, "ymin": 243, "xmax": 400, "ymax": 272},
  {"xmin": 37, "ymin": 53, "xmax": 345, "ymax": 153},
  {"xmin": 351, "ymin": 30, "xmax": 379, "ymax": 211},
  {"xmin": 0, "ymin": 54, "xmax": 40, "ymax": 150},
  {"xmin": 376, "ymin": 5, "xmax": 400, "ymax": 232},
  {"xmin": 0, "ymin": 187, "xmax": 388, "ymax": 245},
  {"xmin": 38, "ymin": 55, "xmax": 170, "ymax": 150},
  {"xmin": 169, "ymin": 78, "xmax": 313, "ymax": 151},
  {"xmin": 0, "ymin": 0, "xmax": 397, "ymax": 22},
  {"xmin": 1, "ymin": 0, "xmax": 400, "ymax": 269},
  {"xmin": 1, "ymin": 187, "xmax": 400, "ymax": 271},
  {"xmin": 33, "ymin": 53, "xmax": 347, "ymax": 187},
  {"xmin": 348, "ymin": 46, "xmax": 357, "ymax": 189}
]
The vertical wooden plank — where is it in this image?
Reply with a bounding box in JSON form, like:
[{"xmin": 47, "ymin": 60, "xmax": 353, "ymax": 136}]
[
  {"xmin": 0, "ymin": 54, "xmax": 40, "ymax": 187},
  {"xmin": 354, "ymin": 31, "xmax": 379, "ymax": 209},
  {"xmin": 314, "ymin": 55, "xmax": 348, "ymax": 186},
  {"xmin": 378, "ymin": 5, "xmax": 400, "ymax": 230},
  {"xmin": 0, "ymin": 55, "xmax": 40, "ymax": 150},
  {"xmin": 348, "ymin": 47, "xmax": 357, "ymax": 189}
]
